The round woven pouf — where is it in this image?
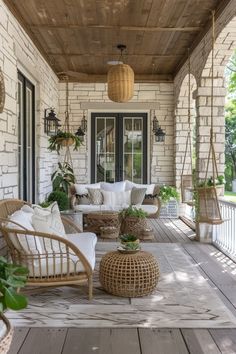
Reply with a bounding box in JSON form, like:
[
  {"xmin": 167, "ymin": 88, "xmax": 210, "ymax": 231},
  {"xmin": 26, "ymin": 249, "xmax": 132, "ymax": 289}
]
[{"xmin": 99, "ymin": 251, "xmax": 159, "ymax": 297}]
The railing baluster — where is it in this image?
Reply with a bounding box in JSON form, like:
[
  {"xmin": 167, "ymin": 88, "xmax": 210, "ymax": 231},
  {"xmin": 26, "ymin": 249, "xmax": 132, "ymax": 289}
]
[{"xmin": 212, "ymin": 199, "xmax": 236, "ymax": 262}]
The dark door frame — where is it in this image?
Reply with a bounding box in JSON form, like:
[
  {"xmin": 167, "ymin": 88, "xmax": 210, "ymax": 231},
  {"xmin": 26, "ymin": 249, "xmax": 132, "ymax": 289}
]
[
  {"xmin": 91, "ymin": 112, "xmax": 147, "ymax": 183},
  {"xmin": 18, "ymin": 71, "xmax": 36, "ymax": 203}
]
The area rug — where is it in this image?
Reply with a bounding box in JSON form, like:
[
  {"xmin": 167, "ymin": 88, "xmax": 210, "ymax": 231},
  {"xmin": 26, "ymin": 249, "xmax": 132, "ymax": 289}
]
[{"xmin": 7, "ymin": 243, "xmax": 236, "ymax": 328}]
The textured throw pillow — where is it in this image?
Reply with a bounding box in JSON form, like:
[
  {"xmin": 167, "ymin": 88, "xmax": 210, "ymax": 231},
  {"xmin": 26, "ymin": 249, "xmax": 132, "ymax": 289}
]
[
  {"xmin": 76, "ymin": 194, "xmax": 91, "ymax": 205},
  {"xmin": 87, "ymin": 188, "xmax": 103, "ymax": 205},
  {"xmin": 131, "ymin": 187, "xmax": 147, "ymax": 205},
  {"xmin": 125, "ymin": 180, "xmax": 155, "ymax": 195},
  {"xmin": 100, "ymin": 181, "xmax": 126, "ymax": 192}
]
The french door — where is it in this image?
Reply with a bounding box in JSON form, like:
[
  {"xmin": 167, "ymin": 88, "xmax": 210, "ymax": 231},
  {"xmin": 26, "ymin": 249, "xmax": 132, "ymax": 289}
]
[
  {"xmin": 17, "ymin": 71, "xmax": 35, "ymax": 203},
  {"xmin": 91, "ymin": 113, "xmax": 147, "ymax": 183}
]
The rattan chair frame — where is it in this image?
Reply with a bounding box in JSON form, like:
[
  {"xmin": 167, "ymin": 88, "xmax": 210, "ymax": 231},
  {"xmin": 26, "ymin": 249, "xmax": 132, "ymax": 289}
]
[{"xmin": 0, "ymin": 199, "xmax": 94, "ymax": 299}]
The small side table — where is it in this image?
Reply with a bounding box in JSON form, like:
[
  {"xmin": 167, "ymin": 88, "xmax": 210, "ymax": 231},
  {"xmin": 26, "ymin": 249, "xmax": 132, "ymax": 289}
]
[
  {"xmin": 61, "ymin": 209, "xmax": 83, "ymax": 231},
  {"xmin": 99, "ymin": 251, "xmax": 159, "ymax": 297}
]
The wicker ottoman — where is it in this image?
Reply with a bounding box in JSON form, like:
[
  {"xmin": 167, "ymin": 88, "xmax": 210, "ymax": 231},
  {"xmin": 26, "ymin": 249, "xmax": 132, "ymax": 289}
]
[{"xmin": 99, "ymin": 251, "xmax": 159, "ymax": 297}]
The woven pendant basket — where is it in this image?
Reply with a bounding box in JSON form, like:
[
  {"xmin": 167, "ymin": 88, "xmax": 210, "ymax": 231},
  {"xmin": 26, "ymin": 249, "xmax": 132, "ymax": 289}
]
[
  {"xmin": 107, "ymin": 64, "xmax": 134, "ymax": 103},
  {"xmin": 0, "ymin": 68, "xmax": 5, "ymax": 113}
]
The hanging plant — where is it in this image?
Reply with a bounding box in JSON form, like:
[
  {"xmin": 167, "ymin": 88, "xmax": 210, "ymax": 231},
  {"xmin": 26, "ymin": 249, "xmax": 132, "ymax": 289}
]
[
  {"xmin": 48, "ymin": 130, "xmax": 82, "ymax": 154},
  {"xmin": 0, "ymin": 68, "xmax": 5, "ymax": 113}
]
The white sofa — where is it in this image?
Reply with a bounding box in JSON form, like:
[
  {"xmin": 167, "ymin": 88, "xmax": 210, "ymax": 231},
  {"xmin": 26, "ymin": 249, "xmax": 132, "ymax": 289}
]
[{"xmin": 71, "ymin": 180, "xmax": 161, "ymax": 217}]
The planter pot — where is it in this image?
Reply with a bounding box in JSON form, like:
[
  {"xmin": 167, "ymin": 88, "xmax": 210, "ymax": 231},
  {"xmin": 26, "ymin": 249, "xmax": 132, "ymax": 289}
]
[
  {"xmin": 121, "ymin": 216, "xmax": 148, "ymax": 238},
  {"xmin": 232, "ymin": 179, "xmax": 236, "ymax": 193},
  {"xmin": 0, "ymin": 314, "xmax": 13, "ymax": 354}
]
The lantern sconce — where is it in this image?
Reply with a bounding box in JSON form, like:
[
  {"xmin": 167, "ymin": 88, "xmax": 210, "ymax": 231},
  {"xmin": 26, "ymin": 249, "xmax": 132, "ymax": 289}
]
[
  {"xmin": 75, "ymin": 112, "xmax": 87, "ymax": 142},
  {"xmin": 44, "ymin": 108, "xmax": 61, "ymax": 136},
  {"xmin": 152, "ymin": 115, "xmax": 166, "ymax": 143}
]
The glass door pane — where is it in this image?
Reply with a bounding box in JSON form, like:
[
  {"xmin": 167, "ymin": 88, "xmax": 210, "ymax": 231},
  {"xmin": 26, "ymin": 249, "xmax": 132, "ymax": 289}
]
[
  {"xmin": 123, "ymin": 117, "xmax": 143, "ymax": 183},
  {"xmin": 95, "ymin": 117, "xmax": 115, "ymax": 182},
  {"xmin": 17, "ymin": 79, "xmax": 24, "ymax": 199}
]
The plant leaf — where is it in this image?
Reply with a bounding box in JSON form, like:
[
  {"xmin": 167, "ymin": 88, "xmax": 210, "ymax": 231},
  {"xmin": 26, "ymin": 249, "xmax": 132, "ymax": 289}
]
[{"xmin": 4, "ymin": 287, "xmax": 28, "ymax": 311}]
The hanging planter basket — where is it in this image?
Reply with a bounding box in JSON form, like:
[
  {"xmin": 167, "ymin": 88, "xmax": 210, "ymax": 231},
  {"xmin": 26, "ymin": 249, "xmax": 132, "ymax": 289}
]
[
  {"xmin": 107, "ymin": 64, "xmax": 134, "ymax": 103},
  {"xmin": 59, "ymin": 137, "xmax": 74, "ymax": 147},
  {"xmin": 196, "ymin": 185, "xmax": 223, "ymax": 225},
  {"xmin": 0, "ymin": 68, "xmax": 5, "ymax": 113}
]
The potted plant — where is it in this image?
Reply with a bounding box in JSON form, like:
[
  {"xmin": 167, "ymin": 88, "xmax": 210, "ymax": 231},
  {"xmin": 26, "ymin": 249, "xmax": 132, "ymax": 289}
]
[
  {"xmin": 51, "ymin": 162, "xmax": 75, "ymax": 195},
  {"xmin": 47, "ymin": 190, "xmax": 69, "ymax": 211},
  {"xmin": 120, "ymin": 207, "xmax": 148, "ymax": 238},
  {"xmin": 48, "ymin": 130, "xmax": 82, "ymax": 154},
  {"xmin": 197, "ymin": 175, "xmax": 225, "ymax": 196},
  {"xmin": 158, "ymin": 185, "xmax": 180, "ymax": 204},
  {"xmin": 0, "ymin": 256, "xmax": 28, "ymax": 351}
]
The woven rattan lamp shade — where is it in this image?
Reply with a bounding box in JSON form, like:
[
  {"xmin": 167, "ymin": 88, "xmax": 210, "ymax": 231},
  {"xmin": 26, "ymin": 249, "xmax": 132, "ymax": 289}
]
[{"xmin": 107, "ymin": 64, "xmax": 134, "ymax": 103}]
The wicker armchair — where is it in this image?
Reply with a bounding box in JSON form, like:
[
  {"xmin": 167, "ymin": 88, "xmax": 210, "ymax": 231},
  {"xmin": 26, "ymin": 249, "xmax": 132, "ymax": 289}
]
[{"xmin": 0, "ymin": 199, "xmax": 95, "ymax": 299}]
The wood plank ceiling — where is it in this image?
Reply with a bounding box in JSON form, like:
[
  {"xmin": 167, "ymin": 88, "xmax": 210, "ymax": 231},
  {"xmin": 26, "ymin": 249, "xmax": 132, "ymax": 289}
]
[{"xmin": 3, "ymin": 0, "xmax": 230, "ymax": 82}]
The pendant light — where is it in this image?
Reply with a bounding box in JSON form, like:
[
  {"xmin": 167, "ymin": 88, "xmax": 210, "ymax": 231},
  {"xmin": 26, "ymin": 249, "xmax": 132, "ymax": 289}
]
[{"xmin": 107, "ymin": 44, "xmax": 134, "ymax": 103}]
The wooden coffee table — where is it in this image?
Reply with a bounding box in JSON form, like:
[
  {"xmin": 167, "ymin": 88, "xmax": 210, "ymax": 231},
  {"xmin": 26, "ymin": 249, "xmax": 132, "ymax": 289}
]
[{"xmin": 84, "ymin": 210, "xmax": 121, "ymax": 237}]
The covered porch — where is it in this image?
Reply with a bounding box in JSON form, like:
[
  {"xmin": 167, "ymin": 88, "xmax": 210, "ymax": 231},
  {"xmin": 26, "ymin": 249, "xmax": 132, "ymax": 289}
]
[{"xmin": 0, "ymin": 0, "xmax": 236, "ymax": 353}]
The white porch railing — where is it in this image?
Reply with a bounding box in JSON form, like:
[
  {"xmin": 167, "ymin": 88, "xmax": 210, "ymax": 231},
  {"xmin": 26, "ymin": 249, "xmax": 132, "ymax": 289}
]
[{"xmin": 212, "ymin": 198, "xmax": 236, "ymax": 261}]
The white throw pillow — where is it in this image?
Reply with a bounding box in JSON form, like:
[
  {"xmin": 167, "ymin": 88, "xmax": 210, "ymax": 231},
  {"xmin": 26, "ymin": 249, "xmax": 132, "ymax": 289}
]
[
  {"xmin": 32, "ymin": 202, "xmax": 66, "ymax": 239},
  {"xmin": 101, "ymin": 190, "xmax": 131, "ymax": 207},
  {"xmin": 8, "ymin": 210, "xmax": 42, "ymax": 255},
  {"xmin": 100, "ymin": 181, "xmax": 126, "ymax": 192},
  {"xmin": 125, "ymin": 180, "xmax": 155, "ymax": 195},
  {"xmin": 74, "ymin": 183, "xmax": 101, "ymax": 195}
]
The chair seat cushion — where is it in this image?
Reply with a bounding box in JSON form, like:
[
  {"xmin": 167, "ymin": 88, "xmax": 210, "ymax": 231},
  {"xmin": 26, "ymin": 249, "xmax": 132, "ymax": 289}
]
[{"xmin": 27, "ymin": 232, "xmax": 97, "ymax": 277}]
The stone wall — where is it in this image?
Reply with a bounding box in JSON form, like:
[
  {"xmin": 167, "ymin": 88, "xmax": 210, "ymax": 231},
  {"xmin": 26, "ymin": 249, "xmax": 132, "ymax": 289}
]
[
  {"xmin": 174, "ymin": 1, "xmax": 236, "ymax": 183},
  {"xmin": 0, "ymin": 0, "xmax": 59, "ymax": 203},
  {"xmin": 58, "ymin": 82, "xmax": 175, "ymax": 185}
]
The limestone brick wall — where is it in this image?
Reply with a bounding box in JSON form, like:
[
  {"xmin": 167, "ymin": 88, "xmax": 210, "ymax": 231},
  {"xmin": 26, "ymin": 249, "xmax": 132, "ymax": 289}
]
[
  {"xmin": 0, "ymin": 0, "xmax": 59, "ymax": 204},
  {"xmin": 174, "ymin": 1, "xmax": 236, "ymax": 183},
  {"xmin": 58, "ymin": 82, "xmax": 175, "ymax": 185}
]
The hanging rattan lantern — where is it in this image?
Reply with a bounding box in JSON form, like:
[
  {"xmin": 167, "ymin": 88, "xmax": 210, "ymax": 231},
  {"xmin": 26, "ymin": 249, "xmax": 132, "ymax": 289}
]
[
  {"xmin": 107, "ymin": 44, "xmax": 134, "ymax": 103},
  {"xmin": 0, "ymin": 67, "xmax": 5, "ymax": 113},
  {"xmin": 108, "ymin": 64, "xmax": 134, "ymax": 103}
]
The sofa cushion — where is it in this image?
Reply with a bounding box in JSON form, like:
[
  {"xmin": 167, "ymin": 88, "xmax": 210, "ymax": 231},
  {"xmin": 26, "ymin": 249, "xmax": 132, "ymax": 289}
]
[
  {"xmin": 87, "ymin": 188, "xmax": 103, "ymax": 205},
  {"xmin": 125, "ymin": 180, "xmax": 156, "ymax": 195},
  {"xmin": 74, "ymin": 204, "xmax": 111, "ymax": 212},
  {"xmin": 75, "ymin": 183, "xmax": 100, "ymax": 195},
  {"xmin": 134, "ymin": 204, "xmax": 158, "ymax": 215},
  {"xmin": 100, "ymin": 181, "xmax": 126, "ymax": 192},
  {"xmin": 131, "ymin": 187, "xmax": 147, "ymax": 205}
]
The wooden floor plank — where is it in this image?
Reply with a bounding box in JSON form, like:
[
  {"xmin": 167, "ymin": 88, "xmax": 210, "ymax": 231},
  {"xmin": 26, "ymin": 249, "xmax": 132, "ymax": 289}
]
[
  {"xmin": 8, "ymin": 328, "xmax": 30, "ymax": 354},
  {"xmin": 62, "ymin": 328, "xmax": 141, "ymax": 354},
  {"xmin": 181, "ymin": 329, "xmax": 221, "ymax": 354},
  {"xmin": 209, "ymin": 329, "xmax": 236, "ymax": 354},
  {"xmin": 139, "ymin": 328, "xmax": 188, "ymax": 354},
  {"xmin": 183, "ymin": 243, "xmax": 236, "ymax": 310},
  {"xmin": 18, "ymin": 328, "xmax": 67, "ymax": 354}
]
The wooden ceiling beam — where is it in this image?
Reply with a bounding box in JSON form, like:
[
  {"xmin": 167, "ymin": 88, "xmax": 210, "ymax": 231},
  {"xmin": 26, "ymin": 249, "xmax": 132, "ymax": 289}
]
[
  {"xmin": 30, "ymin": 24, "xmax": 202, "ymax": 32},
  {"xmin": 48, "ymin": 53, "xmax": 183, "ymax": 58},
  {"xmin": 60, "ymin": 74, "xmax": 173, "ymax": 83}
]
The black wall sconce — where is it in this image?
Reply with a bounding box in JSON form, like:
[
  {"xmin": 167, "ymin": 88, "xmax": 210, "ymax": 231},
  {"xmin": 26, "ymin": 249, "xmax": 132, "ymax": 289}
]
[
  {"xmin": 75, "ymin": 112, "xmax": 87, "ymax": 142},
  {"xmin": 152, "ymin": 115, "xmax": 166, "ymax": 142},
  {"xmin": 44, "ymin": 108, "xmax": 61, "ymax": 136}
]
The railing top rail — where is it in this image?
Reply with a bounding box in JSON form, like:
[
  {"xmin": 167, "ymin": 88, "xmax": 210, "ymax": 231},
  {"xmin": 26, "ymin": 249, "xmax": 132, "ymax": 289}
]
[{"xmin": 218, "ymin": 197, "xmax": 236, "ymax": 208}]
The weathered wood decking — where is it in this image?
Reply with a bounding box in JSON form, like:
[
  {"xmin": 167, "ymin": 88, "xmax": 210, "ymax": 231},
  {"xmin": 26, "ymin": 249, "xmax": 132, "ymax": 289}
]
[{"xmin": 8, "ymin": 219, "xmax": 236, "ymax": 354}]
